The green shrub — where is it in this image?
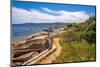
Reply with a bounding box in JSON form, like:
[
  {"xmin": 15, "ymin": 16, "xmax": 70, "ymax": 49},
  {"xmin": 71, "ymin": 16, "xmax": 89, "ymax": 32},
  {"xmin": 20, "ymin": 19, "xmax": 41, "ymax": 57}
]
[{"xmin": 53, "ymin": 17, "xmax": 96, "ymax": 63}]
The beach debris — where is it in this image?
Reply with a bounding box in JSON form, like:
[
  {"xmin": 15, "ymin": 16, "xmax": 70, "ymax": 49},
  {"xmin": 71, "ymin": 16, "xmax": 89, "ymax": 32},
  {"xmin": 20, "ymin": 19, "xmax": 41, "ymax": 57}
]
[{"xmin": 11, "ymin": 31, "xmax": 53, "ymax": 66}]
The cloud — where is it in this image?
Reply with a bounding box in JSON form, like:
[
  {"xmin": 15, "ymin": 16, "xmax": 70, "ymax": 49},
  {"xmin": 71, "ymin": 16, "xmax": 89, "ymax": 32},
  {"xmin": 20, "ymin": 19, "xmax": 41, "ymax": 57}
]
[
  {"xmin": 12, "ymin": 7, "xmax": 90, "ymax": 24},
  {"xmin": 41, "ymin": 8, "xmax": 59, "ymax": 15}
]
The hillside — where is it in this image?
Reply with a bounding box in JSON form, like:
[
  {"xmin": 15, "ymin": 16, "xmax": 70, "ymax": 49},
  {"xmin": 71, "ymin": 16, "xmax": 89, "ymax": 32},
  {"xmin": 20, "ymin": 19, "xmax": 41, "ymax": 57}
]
[{"xmin": 53, "ymin": 17, "xmax": 96, "ymax": 63}]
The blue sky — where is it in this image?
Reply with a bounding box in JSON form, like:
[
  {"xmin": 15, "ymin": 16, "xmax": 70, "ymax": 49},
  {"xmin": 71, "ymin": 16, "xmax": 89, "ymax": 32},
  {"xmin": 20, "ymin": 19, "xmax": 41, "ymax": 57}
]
[{"xmin": 12, "ymin": 1, "xmax": 96, "ymax": 24}]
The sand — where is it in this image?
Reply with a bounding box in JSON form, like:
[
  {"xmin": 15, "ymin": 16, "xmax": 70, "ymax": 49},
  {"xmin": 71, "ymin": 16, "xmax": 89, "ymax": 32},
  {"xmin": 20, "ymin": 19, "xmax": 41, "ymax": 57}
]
[{"xmin": 37, "ymin": 37, "xmax": 62, "ymax": 64}]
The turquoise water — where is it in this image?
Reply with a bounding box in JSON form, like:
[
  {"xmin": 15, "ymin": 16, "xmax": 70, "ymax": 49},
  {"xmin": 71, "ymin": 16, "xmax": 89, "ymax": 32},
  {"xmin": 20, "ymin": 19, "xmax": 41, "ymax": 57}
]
[{"xmin": 12, "ymin": 23, "xmax": 66, "ymax": 42}]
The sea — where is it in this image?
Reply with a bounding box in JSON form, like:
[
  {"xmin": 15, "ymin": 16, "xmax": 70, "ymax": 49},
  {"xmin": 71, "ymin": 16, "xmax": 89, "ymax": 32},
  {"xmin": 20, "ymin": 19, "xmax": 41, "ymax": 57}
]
[{"xmin": 12, "ymin": 23, "xmax": 67, "ymax": 42}]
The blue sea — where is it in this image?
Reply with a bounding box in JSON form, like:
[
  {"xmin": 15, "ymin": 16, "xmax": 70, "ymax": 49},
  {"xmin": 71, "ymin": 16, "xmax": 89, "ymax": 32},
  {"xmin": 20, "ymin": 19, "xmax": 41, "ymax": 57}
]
[{"xmin": 12, "ymin": 23, "xmax": 66, "ymax": 42}]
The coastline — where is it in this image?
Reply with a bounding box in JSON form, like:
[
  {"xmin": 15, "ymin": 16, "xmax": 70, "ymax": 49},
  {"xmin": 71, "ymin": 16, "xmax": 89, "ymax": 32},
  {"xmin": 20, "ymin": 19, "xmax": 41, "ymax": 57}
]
[
  {"xmin": 11, "ymin": 31, "xmax": 48, "ymax": 44},
  {"xmin": 12, "ymin": 27, "xmax": 65, "ymax": 44},
  {"xmin": 11, "ymin": 27, "xmax": 65, "ymax": 66}
]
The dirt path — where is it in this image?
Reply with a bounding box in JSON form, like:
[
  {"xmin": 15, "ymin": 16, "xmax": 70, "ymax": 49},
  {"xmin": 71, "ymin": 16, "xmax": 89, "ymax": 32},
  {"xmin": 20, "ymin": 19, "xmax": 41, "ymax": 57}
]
[{"xmin": 37, "ymin": 37, "xmax": 61, "ymax": 64}]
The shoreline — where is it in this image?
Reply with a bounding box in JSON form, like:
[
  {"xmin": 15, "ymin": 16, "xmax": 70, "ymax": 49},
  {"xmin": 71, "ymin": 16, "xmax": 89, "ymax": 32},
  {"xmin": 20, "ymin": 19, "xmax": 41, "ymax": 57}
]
[
  {"xmin": 11, "ymin": 31, "xmax": 48, "ymax": 43},
  {"xmin": 11, "ymin": 24, "xmax": 65, "ymax": 65},
  {"xmin": 12, "ymin": 27, "xmax": 65, "ymax": 44},
  {"xmin": 11, "ymin": 26, "xmax": 65, "ymax": 66}
]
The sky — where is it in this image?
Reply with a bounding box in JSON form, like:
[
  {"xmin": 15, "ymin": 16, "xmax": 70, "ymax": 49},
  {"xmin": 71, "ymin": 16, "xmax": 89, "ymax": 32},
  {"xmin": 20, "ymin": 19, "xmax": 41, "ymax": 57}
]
[{"xmin": 12, "ymin": 1, "xmax": 96, "ymax": 24}]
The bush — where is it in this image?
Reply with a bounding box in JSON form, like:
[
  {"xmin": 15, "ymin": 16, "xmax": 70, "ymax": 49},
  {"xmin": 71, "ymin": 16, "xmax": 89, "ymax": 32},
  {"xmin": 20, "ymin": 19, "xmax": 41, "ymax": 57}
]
[
  {"xmin": 81, "ymin": 30, "xmax": 96, "ymax": 43},
  {"xmin": 53, "ymin": 17, "xmax": 96, "ymax": 63},
  {"xmin": 62, "ymin": 31, "xmax": 81, "ymax": 43}
]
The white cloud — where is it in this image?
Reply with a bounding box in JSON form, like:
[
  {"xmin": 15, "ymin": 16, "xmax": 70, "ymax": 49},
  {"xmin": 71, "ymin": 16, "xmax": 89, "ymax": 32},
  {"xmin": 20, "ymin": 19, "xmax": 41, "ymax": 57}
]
[
  {"xmin": 12, "ymin": 7, "xmax": 90, "ymax": 24},
  {"xmin": 41, "ymin": 8, "xmax": 59, "ymax": 14}
]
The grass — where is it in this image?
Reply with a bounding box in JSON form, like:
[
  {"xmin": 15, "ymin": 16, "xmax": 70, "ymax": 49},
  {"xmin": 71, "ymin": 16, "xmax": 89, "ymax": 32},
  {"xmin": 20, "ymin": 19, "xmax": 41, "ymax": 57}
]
[
  {"xmin": 53, "ymin": 38, "xmax": 96, "ymax": 63},
  {"xmin": 53, "ymin": 17, "xmax": 96, "ymax": 63}
]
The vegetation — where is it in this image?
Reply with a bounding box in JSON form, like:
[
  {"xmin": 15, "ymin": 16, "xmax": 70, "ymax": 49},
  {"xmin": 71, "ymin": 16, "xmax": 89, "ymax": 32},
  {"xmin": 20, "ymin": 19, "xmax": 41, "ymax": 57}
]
[{"xmin": 53, "ymin": 17, "xmax": 96, "ymax": 63}]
